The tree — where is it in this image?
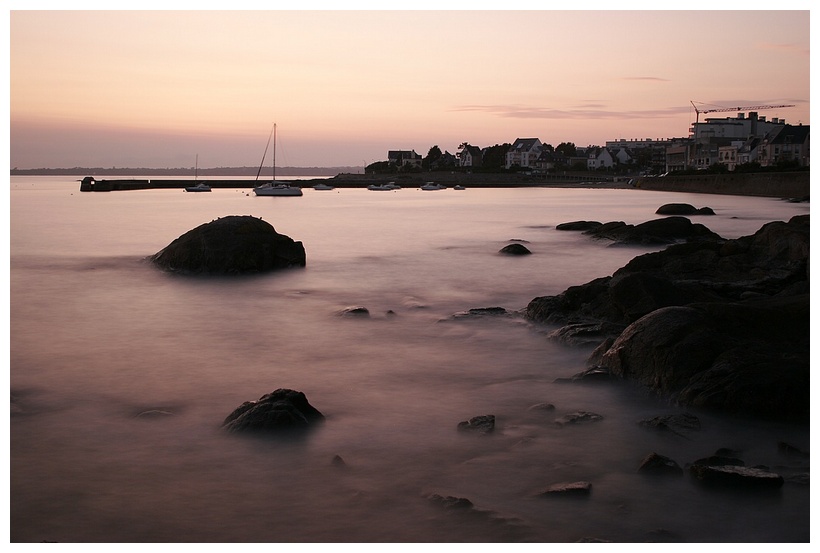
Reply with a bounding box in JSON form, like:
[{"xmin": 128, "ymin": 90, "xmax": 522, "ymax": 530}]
[
  {"xmin": 555, "ymin": 142, "xmax": 577, "ymax": 157},
  {"xmin": 481, "ymin": 144, "xmax": 511, "ymax": 169},
  {"xmin": 423, "ymin": 145, "xmax": 443, "ymax": 170}
]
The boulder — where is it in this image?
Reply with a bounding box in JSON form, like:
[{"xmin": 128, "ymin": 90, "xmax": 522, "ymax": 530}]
[
  {"xmin": 655, "ymin": 203, "xmax": 715, "ymax": 215},
  {"xmin": 600, "ymin": 296, "xmax": 809, "ymax": 421},
  {"xmin": 555, "ymin": 411, "xmax": 603, "ymax": 426},
  {"xmin": 541, "ymin": 481, "xmax": 592, "ymax": 496},
  {"xmin": 638, "ymin": 453, "xmax": 683, "ymax": 476},
  {"xmin": 457, "ymin": 414, "xmax": 495, "ymax": 434},
  {"xmin": 222, "ymin": 388, "xmax": 324, "ymax": 433},
  {"xmin": 638, "ymin": 413, "xmax": 701, "ymax": 435},
  {"xmin": 150, "ymin": 215, "xmax": 305, "ymax": 275},
  {"xmin": 499, "ymin": 243, "xmax": 532, "ymax": 255},
  {"xmin": 689, "ymin": 465, "xmax": 784, "ymax": 489},
  {"xmin": 338, "ymin": 306, "xmax": 370, "ymax": 317},
  {"xmin": 556, "ymin": 221, "xmax": 602, "ymax": 231}
]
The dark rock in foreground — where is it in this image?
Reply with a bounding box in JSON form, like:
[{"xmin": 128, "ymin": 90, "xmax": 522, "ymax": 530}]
[
  {"xmin": 223, "ymin": 389, "xmax": 324, "ymax": 433},
  {"xmin": 150, "ymin": 215, "xmax": 306, "ymax": 275}
]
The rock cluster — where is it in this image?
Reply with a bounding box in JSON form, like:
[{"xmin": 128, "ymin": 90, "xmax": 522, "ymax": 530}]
[
  {"xmin": 556, "ymin": 215, "xmax": 721, "ymax": 245},
  {"xmin": 150, "ymin": 215, "xmax": 306, "ymax": 275},
  {"xmin": 527, "ymin": 214, "xmax": 809, "ymax": 422}
]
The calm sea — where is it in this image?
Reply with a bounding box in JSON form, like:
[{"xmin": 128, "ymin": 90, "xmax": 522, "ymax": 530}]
[{"xmin": 9, "ymin": 176, "xmax": 810, "ymax": 542}]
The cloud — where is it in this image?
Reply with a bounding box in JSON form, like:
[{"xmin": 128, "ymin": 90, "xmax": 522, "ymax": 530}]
[
  {"xmin": 450, "ymin": 104, "xmax": 688, "ymax": 120},
  {"xmin": 758, "ymin": 42, "xmax": 810, "ymax": 56},
  {"xmin": 620, "ymin": 76, "xmax": 671, "ymax": 82}
]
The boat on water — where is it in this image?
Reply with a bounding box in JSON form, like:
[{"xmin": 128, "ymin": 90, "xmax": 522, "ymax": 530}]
[
  {"xmin": 420, "ymin": 182, "xmax": 445, "ymax": 190},
  {"xmin": 253, "ymin": 124, "xmax": 303, "ymax": 197},
  {"xmin": 313, "ymin": 183, "xmax": 335, "ymax": 190},
  {"xmin": 368, "ymin": 182, "xmax": 401, "ymax": 191},
  {"xmin": 185, "ymin": 155, "xmax": 211, "ymax": 192},
  {"xmin": 185, "ymin": 182, "xmax": 212, "ymax": 192},
  {"xmin": 454, "ymin": 185, "xmax": 466, "ymax": 190}
]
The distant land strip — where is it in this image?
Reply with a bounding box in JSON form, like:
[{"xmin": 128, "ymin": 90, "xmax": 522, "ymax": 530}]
[{"xmin": 10, "ymin": 166, "xmax": 360, "ymax": 177}]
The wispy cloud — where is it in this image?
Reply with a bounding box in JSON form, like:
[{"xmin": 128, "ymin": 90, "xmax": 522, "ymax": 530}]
[
  {"xmin": 620, "ymin": 76, "xmax": 671, "ymax": 82},
  {"xmin": 450, "ymin": 104, "xmax": 688, "ymax": 120},
  {"xmin": 758, "ymin": 42, "xmax": 810, "ymax": 56}
]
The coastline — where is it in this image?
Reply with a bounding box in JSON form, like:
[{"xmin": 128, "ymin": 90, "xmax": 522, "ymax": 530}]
[{"xmin": 71, "ymin": 170, "xmax": 809, "ymax": 198}]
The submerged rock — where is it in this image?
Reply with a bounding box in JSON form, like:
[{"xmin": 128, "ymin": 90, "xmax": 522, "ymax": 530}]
[
  {"xmin": 638, "ymin": 452, "xmax": 683, "ymax": 476},
  {"xmin": 223, "ymin": 388, "xmax": 324, "ymax": 433},
  {"xmin": 541, "ymin": 481, "xmax": 592, "ymax": 496},
  {"xmin": 457, "ymin": 414, "xmax": 496, "ymax": 434},
  {"xmin": 499, "ymin": 243, "xmax": 532, "ymax": 255},
  {"xmin": 689, "ymin": 464, "xmax": 784, "ymax": 489},
  {"xmin": 338, "ymin": 306, "xmax": 370, "ymax": 317},
  {"xmin": 639, "ymin": 413, "xmax": 701, "ymax": 435},
  {"xmin": 150, "ymin": 215, "xmax": 305, "ymax": 275},
  {"xmin": 554, "ymin": 411, "xmax": 603, "ymax": 426},
  {"xmin": 655, "ymin": 203, "xmax": 715, "ymax": 216},
  {"xmin": 427, "ymin": 494, "xmax": 475, "ymax": 510},
  {"xmin": 556, "ymin": 220, "xmax": 602, "ymax": 231}
]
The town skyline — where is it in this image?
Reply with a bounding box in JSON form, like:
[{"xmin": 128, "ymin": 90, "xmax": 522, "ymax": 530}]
[{"xmin": 9, "ymin": 7, "xmax": 810, "ymax": 169}]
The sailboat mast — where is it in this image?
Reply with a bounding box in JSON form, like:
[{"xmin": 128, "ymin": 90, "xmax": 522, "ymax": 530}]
[{"xmin": 272, "ymin": 123, "xmax": 276, "ymax": 183}]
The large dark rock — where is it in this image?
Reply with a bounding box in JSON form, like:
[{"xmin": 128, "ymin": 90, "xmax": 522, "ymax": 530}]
[
  {"xmin": 150, "ymin": 215, "xmax": 306, "ymax": 275},
  {"xmin": 223, "ymin": 389, "xmax": 324, "ymax": 433},
  {"xmin": 526, "ymin": 215, "xmax": 810, "ymax": 422},
  {"xmin": 600, "ymin": 295, "xmax": 809, "ymax": 421}
]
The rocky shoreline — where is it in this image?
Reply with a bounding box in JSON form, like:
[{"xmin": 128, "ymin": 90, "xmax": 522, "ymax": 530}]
[{"xmin": 526, "ymin": 209, "xmax": 809, "ymax": 423}]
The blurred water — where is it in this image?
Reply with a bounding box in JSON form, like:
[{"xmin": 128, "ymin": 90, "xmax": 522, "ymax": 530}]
[{"xmin": 9, "ymin": 176, "xmax": 810, "ymax": 542}]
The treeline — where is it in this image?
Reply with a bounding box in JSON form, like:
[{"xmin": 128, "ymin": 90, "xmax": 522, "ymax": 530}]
[{"xmin": 10, "ymin": 166, "xmax": 360, "ymax": 176}]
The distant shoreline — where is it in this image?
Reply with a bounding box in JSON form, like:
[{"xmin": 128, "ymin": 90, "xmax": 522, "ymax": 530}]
[{"xmin": 10, "ymin": 166, "xmax": 359, "ymax": 177}]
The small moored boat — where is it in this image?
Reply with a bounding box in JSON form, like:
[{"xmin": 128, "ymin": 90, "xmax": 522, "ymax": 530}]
[
  {"xmin": 368, "ymin": 182, "xmax": 401, "ymax": 191},
  {"xmin": 185, "ymin": 182, "xmax": 211, "ymax": 192},
  {"xmin": 253, "ymin": 124, "xmax": 303, "ymax": 197},
  {"xmin": 185, "ymin": 155, "xmax": 211, "ymax": 192},
  {"xmin": 421, "ymin": 182, "xmax": 445, "ymax": 190}
]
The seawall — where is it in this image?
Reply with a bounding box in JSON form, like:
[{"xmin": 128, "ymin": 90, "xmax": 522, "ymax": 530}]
[{"xmin": 634, "ymin": 172, "xmax": 809, "ymax": 198}]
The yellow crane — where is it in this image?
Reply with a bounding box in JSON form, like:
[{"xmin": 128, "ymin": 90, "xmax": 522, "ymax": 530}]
[{"xmin": 690, "ymin": 101, "xmax": 794, "ymax": 124}]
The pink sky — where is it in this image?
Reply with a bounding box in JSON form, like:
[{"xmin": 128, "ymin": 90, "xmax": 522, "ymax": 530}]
[{"xmin": 9, "ymin": 8, "xmax": 810, "ymax": 169}]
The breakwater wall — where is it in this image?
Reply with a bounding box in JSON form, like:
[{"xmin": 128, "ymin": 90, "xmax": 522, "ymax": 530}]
[
  {"xmin": 634, "ymin": 172, "xmax": 809, "ymax": 198},
  {"xmin": 79, "ymin": 177, "xmax": 260, "ymax": 191}
]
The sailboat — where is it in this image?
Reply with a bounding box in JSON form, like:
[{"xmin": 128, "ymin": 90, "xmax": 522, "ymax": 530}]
[
  {"xmin": 185, "ymin": 154, "xmax": 211, "ymax": 192},
  {"xmin": 253, "ymin": 124, "xmax": 303, "ymax": 197}
]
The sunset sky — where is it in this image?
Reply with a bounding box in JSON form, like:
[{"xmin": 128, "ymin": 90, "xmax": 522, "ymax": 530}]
[{"xmin": 8, "ymin": 6, "xmax": 811, "ymax": 169}]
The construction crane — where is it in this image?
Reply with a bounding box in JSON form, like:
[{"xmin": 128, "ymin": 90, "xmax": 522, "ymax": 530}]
[{"xmin": 690, "ymin": 101, "xmax": 794, "ymax": 124}]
